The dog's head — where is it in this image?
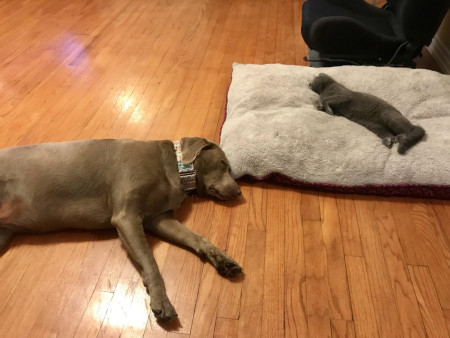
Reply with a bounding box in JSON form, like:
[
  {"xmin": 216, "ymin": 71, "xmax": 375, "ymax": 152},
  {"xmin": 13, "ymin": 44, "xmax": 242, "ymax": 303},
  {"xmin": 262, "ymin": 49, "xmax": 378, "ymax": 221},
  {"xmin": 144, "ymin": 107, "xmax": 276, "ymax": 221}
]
[
  {"xmin": 180, "ymin": 137, "xmax": 241, "ymax": 201},
  {"xmin": 309, "ymin": 73, "xmax": 335, "ymax": 94}
]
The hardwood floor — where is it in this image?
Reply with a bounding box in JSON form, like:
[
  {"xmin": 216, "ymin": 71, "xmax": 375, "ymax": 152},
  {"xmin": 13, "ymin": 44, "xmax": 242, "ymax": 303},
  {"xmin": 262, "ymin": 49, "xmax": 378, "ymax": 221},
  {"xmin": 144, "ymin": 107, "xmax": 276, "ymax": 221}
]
[{"xmin": 0, "ymin": 0, "xmax": 448, "ymax": 337}]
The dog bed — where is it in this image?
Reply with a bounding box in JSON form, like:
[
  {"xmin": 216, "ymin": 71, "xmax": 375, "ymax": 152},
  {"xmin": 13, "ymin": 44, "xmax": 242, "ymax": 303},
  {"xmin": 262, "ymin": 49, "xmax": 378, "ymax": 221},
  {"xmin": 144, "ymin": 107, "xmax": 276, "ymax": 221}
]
[{"xmin": 220, "ymin": 63, "xmax": 450, "ymax": 199}]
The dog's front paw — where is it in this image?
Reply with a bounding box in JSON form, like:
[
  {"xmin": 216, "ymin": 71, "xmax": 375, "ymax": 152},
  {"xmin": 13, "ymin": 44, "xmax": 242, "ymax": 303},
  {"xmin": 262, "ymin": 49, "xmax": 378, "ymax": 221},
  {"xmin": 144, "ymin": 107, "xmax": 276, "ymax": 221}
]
[
  {"xmin": 205, "ymin": 248, "xmax": 243, "ymax": 278},
  {"xmin": 217, "ymin": 259, "xmax": 243, "ymax": 278},
  {"xmin": 150, "ymin": 296, "xmax": 178, "ymax": 322}
]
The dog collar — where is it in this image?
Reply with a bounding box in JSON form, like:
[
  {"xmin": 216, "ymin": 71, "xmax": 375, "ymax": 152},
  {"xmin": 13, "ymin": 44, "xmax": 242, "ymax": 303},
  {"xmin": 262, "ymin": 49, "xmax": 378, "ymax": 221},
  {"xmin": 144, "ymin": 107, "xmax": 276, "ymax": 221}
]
[{"xmin": 174, "ymin": 140, "xmax": 197, "ymax": 194}]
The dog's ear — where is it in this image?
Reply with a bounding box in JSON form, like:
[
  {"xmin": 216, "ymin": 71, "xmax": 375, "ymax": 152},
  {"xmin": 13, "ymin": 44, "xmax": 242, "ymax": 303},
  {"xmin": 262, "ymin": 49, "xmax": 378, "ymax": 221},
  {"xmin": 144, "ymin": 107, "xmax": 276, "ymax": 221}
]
[{"xmin": 180, "ymin": 137, "xmax": 211, "ymax": 164}]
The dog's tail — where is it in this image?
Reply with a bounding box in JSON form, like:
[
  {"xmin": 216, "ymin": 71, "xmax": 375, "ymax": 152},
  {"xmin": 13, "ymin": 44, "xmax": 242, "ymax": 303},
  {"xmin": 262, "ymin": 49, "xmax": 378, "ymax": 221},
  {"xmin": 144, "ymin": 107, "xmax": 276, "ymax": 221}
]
[{"xmin": 396, "ymin": 125, "xmax": 425, "ymax": 154}]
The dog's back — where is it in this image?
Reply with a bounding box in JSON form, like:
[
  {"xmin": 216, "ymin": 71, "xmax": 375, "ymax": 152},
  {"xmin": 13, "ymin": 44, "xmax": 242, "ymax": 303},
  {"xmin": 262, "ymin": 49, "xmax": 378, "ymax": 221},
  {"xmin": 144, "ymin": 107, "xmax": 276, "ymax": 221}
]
[{"xmin": 0, "ymin": 139, "xmax": 180, "ymax": 231}]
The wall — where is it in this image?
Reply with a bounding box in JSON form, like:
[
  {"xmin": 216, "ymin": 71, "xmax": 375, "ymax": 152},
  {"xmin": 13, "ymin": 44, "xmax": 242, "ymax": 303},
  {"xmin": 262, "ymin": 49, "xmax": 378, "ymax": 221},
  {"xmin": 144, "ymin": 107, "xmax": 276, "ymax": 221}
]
[{"xmin": 428, "ymin": 11, "xmax": 450, "ymax": 73}]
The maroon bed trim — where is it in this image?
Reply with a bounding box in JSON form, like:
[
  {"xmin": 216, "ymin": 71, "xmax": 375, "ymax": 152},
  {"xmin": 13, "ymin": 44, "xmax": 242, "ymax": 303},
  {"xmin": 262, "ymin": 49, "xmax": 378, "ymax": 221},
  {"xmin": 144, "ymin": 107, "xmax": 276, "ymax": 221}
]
[{"xmin": 238, "ymin": 173, "xmax": 450, "ymax": 199}]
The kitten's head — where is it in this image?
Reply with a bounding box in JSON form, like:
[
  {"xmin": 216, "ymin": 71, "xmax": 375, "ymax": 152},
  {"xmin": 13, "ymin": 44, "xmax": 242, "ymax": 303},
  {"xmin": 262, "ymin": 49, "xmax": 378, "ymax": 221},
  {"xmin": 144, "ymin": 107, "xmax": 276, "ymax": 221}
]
[{"xmin": 309, "ymin": 73, "xmax": 335, "ymax": 94}]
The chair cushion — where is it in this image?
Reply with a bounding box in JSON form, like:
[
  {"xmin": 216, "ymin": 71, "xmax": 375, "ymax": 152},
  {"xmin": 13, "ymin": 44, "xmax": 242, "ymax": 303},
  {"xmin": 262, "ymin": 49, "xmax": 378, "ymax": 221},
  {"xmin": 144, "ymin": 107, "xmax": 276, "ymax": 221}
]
[{"xmin": 301, "ymin": 0, "xmax": 404, "ymax": 59}]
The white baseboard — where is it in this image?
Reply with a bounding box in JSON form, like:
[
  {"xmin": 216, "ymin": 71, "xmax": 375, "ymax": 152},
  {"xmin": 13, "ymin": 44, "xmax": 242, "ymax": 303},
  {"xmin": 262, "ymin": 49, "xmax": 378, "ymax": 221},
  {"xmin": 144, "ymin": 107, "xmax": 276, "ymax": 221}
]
[{"xmin": 427, "ymin": 35, "xmax": 450, "ymax": 74}]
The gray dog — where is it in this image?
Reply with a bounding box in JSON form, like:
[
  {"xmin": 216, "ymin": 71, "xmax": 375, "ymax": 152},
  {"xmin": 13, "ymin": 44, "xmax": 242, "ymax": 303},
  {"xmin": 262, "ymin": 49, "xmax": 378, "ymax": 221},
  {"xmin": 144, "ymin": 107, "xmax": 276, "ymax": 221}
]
[
  {"xmin": 310, "ymin": 73, "xmax": 425, "ymax": 154},
  {"xmin": 0, "ymin": 137, "xmax": 243, "ymax": 322}
]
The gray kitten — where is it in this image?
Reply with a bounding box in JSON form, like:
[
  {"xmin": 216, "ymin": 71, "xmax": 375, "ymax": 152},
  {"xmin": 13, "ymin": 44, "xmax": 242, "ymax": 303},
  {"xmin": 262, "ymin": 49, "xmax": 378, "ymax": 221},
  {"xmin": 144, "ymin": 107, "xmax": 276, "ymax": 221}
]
[{"xmin": 309, "ymin": 73, "xmax": 425, "ymax": 154}]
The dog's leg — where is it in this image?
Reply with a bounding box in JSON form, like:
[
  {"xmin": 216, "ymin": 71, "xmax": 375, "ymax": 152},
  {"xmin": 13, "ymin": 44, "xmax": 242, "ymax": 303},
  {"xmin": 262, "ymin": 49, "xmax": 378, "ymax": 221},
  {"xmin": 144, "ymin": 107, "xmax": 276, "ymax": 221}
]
[
  {"xmin": 147, "ymin": 211, "xmax": 242, "ymax": 277},
  {"xmin": 0, "ymin": 227, "xmax": 15, "ymax": 255},
  {"xmin": 111, "ymin": 213, "xmax": 178, "ymax": 322}
]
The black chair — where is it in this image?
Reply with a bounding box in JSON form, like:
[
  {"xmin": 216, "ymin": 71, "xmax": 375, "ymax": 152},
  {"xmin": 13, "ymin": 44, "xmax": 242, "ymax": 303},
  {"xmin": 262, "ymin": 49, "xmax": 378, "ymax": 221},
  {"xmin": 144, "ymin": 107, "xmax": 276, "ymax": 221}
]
[{"xmin": 301, "ymin": 0, "xmax": 450, "ymax": 67}]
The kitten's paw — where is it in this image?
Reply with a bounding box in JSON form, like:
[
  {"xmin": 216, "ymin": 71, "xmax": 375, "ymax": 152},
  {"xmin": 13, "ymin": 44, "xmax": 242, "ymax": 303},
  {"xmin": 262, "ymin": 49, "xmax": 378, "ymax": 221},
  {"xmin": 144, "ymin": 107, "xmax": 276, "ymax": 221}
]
[
  {"xmin": 313, "ymin": 98, "xmax": 323, "ymax": 111},
  {"xmin": 323, "ymin": 105, "xmax": 334, "ymax": 115},
  {"xmin": 395, "ymin": 134, "xmax": 406, "ymax": 143},
  {"xmin": 382, "ymin": 137, "xmax": 395, "ymax": 148}
]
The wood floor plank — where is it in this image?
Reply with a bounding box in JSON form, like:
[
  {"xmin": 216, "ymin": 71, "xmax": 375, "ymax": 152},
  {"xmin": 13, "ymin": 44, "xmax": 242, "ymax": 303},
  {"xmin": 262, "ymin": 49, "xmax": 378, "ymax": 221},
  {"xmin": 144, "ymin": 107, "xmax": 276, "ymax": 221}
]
[
  {"xmin": 94, "ymin": 238, "xmax": 129, "ymax": 293},
  {"xmin": 216, "ymin": 185, "xmax": 250, "ymax": 319},
  {"xmin": 284, "ymin": 190, "xmax": 308, "ymax": 337},
  {"xmin": 388, "ymin": 199, "xmax": 428, "ymax": 265},
  {"xmin": 179, "ymin": 2, "xmax": 244, "ymax": 139},
  {"xmin": 0, "ymin": 0, "xmax": 143, "ymax": 146},
  {"xmin": 307, "ymin": 315, "xmax": 331, "ymax": 338},
  {"xmin": 75, "ymin": 290, "xmax": 115, "ymax": 338},
  {"xmin": 263, "ymin": 0, "xmax": 278, "ymax": 64},
  {"xmin": 335, "ymin": 195, "xmax": 363, "ymax": 257},
  {"xmin": 120, "ymin": 262, "xmax": 157, "ymax": 337},
  {"xmin": 345, "ymin": 256, "xmax": 379, "ymax": 338},
  {"xmin": 203, "ymin": 0, "xmax": 255, "ymax": 141},
  {"xmin": 0, "ymin": 235, "xmax": 82, "ymax": 336},
  {"xmin": 373, "ymin": 200, "xmax": 427, "ymax": 337},
  {"xmin": 19, "ymin": 2, "xmax": 147, "ymax": 145},
  {"xmin": 247, "ymin": 183, "xmax": 268, "ymax": 231},
  {"xmin": 294, "ymin": 0, "xmax": 308, "ymax": 65},
  {"xmin": 410, "ymin": 203, "xmax": 450, "ymax": 308},
  {"xmin": 189, "ymin": 265, "xmax": 223, "ymax": 337},
  {"xmin": 28, "ymin": 234, "xmax": 106, "ymax": 336},
  {"xmin": 145, "ymin": 2, "xmax": 228, "ymax": 141},
  {"xmin": 190, "ymin": 202, "xmax": 235, "ymax": 337},
  {"xmin": 214, "ymin": 317, "xmax": 239, "ymax": 338},
  {"xmin": 167, "ymin": 333, "xmax": 188, "ymax": 338},
  {"xmin": 301, "ymin": 191, "xmax": 322, "ymax": 221},
  {"xmin": 238, "ymin": 229, "xmax": 266, "ymax": 338},
  {"xmin": 319, "ymin": 194, "xmax": 352, "ymax": 321},
  {"xmin": 443, "ymin": 308, "xmax": 450, "ymax": 335},
  {"xmin": 353, "ymin": 197, "xmax": 403, "ymax": 337},
  {"xmin": 242, "ymin": 0, "xmax": 263, "ymax": 64},
  {"xmin": 261, "ymin": 185, "xmax": 285, "ymax": 337},
  {"xmin": 120, "ymin": 0, "xmax": 211, "ymax": 140},
  {"xmin": 156, "ymin": 201, "xmax": 208, "ymax": 335},
  {"xmin": 0, "ymin": 236, "xmax": 42, "ymax": 316},
  {"xmin": 408, "ymin": 266, "xmax": 449, "ymax": 338},
  {"xmin": 97, "ymin": 260, "xmax": 142, "ymax": 337},
  {"xmin": 330, "ymin": 319, "xmax": 355, "ymax": 338},
  {"xmin": 52, "ymin": 236, "xmax": 116, "ymax": 337},
  {"xmin": 412, "ymin": 202, "xmax": 450, "ymax": 266},
  {"xmin": 303, "ymin": 219, "xmax": 329, "ymax": 319},
  {"xmin": 253, "ymin": 0, "xmax": 270, "ymax": 65},
  {"xmin": 429, "ymin": 200, "xmax": 450, "ymax": 246}
]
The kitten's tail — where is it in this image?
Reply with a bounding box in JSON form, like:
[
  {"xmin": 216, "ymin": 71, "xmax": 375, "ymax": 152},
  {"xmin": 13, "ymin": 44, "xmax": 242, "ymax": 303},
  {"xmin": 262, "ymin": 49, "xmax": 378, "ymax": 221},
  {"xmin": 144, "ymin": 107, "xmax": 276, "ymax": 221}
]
[{"xmin": 396, "ymin": 126, "xmax": 425, "ymax": 154}]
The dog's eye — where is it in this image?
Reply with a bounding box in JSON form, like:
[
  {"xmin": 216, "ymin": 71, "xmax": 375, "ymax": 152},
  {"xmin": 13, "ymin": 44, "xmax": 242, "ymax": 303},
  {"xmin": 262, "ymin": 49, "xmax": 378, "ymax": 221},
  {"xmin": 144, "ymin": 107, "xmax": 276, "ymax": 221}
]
[{"xmin": 220, "ymin": 159, "xmax": 231, "ymax": 173}]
